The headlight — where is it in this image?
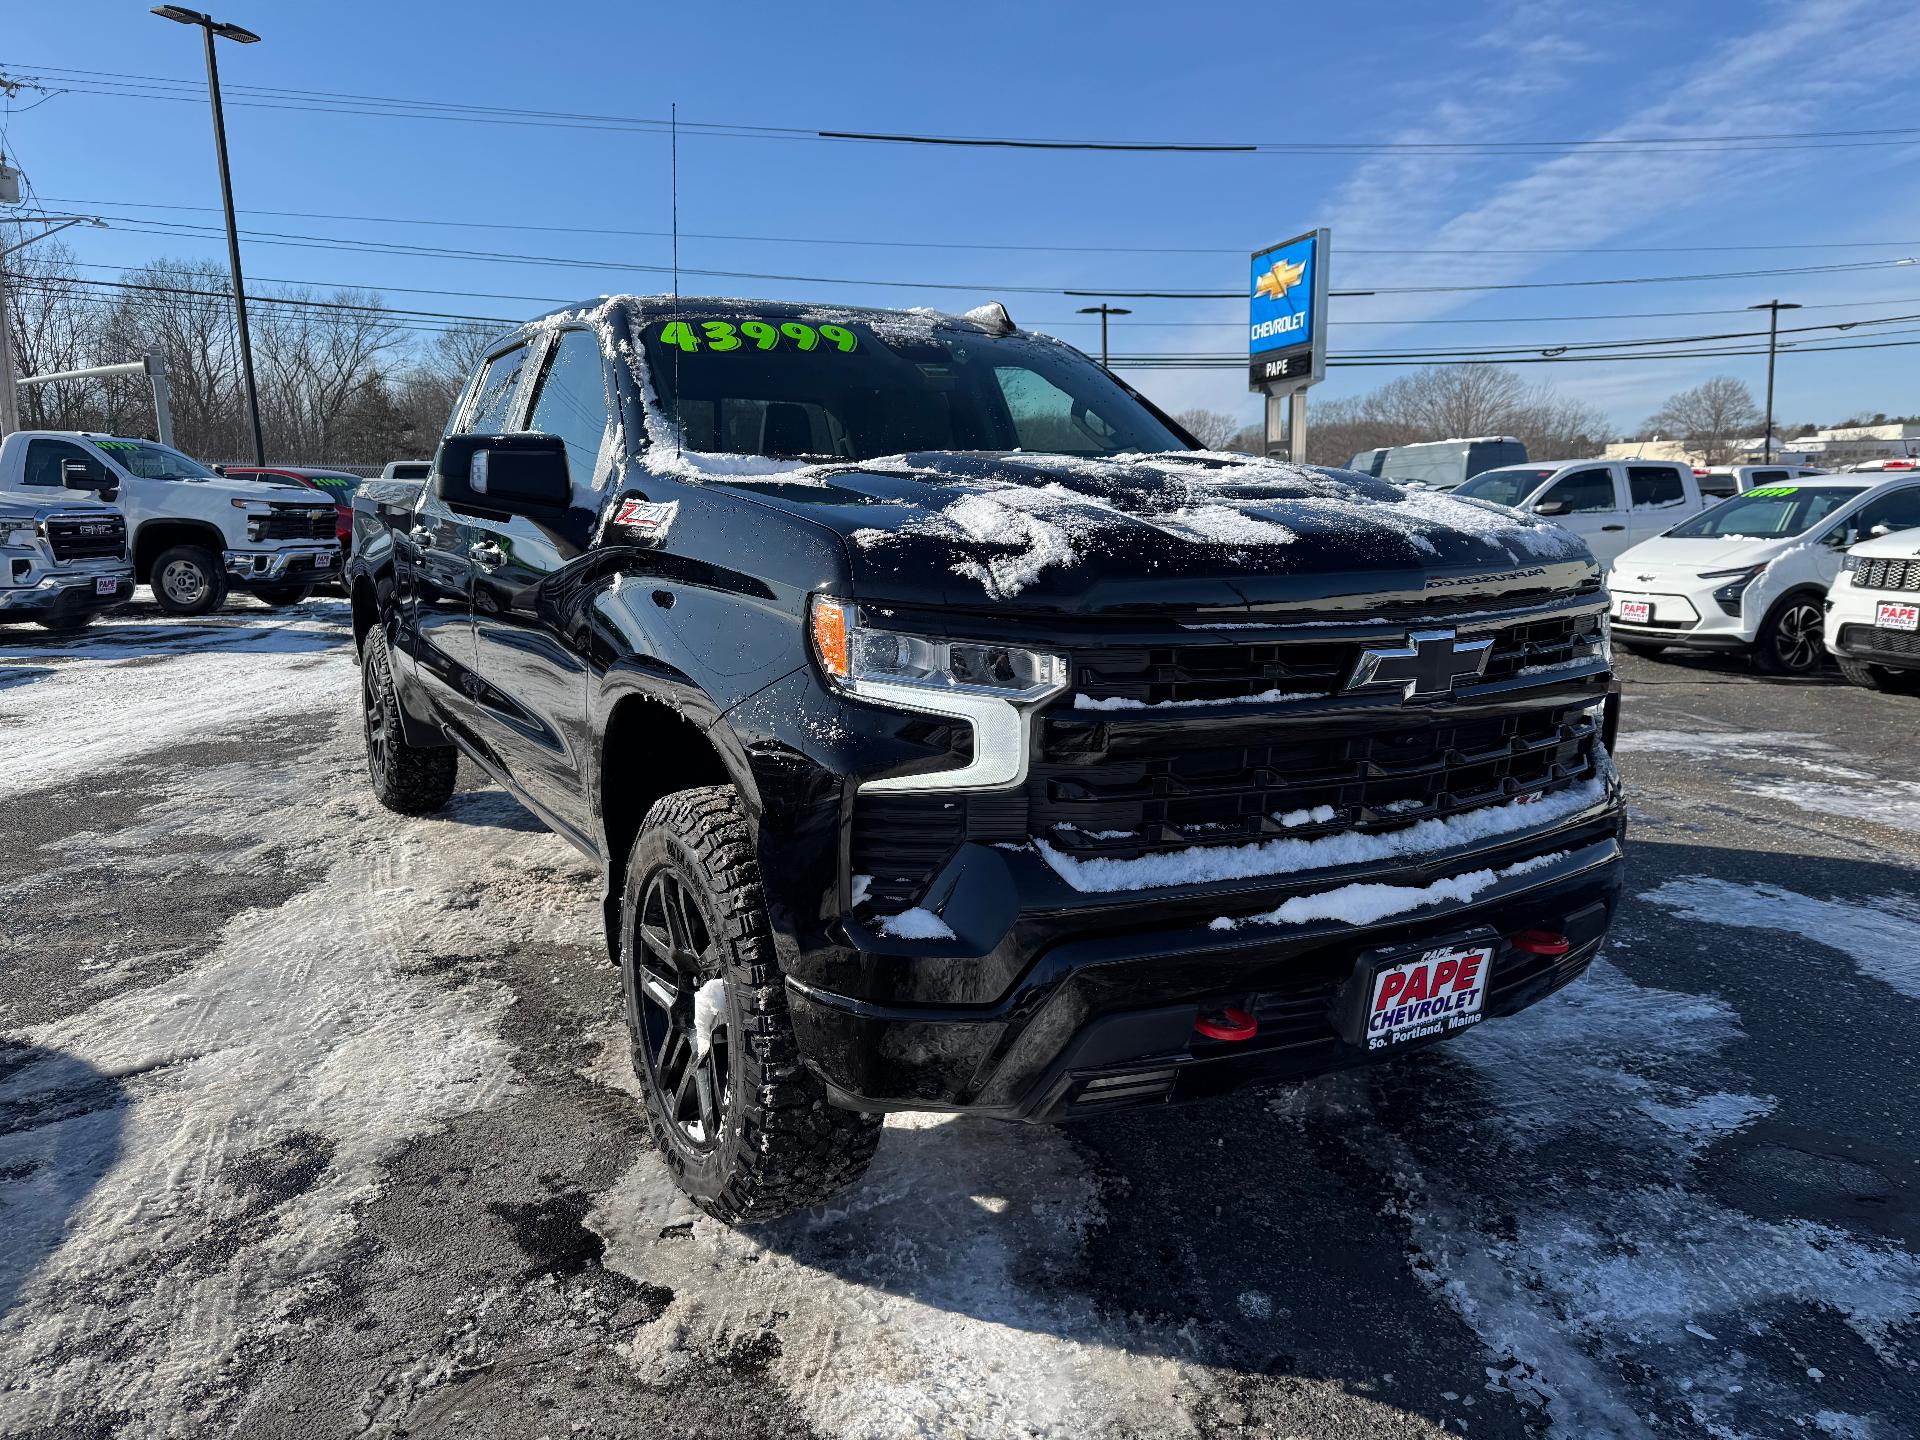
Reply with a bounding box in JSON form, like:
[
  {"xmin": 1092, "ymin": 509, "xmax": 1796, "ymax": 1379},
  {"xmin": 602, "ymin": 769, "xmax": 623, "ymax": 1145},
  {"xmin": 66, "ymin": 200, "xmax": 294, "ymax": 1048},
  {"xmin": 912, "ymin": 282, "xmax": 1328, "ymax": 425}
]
[
  {"xmin": 809, "ymin": 596, "xmax": 1068, "ymax": 794},
  {"xmin": 2, "ymin": 526, "xmax": 35, "ymax": 547},
  {"xmin": 810, "ymin": 597, "xmax": 1067, "ymax": 701},
  {"xmin": 1697, "ymin": 564, "xmax": 1766, "ymax": 617}
]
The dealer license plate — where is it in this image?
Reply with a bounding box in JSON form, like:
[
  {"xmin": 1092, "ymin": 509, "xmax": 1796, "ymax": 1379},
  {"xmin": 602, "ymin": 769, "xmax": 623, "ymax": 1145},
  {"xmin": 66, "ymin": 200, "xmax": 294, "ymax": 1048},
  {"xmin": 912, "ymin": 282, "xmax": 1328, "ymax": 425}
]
[
  {"xmin": 312, "ymin": 553, "xmax": 333, "ymax": 569},
  {"xmin": 95, "ymin": 577, "xmax": 117, "ymax": 595},
  {"xmin": 1619, "ymin": 600, "xmax": 1651, "ymax": 624},
  {"xmin": 1877, "ymin": 600, "xmax": 1919, "ymax": 631},
  {"xmin": 1362, "ymin": 942, "xmax": 1492, "ymax": 1052}
]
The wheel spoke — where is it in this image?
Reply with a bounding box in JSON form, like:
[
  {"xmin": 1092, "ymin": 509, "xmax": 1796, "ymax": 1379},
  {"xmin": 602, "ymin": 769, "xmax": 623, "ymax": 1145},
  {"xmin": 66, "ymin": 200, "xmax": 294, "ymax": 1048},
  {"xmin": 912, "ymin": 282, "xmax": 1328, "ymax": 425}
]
[
  {"xmin": 638, "ymin": 969, "xmax": 678, "ymax": 1010},
  {"xmin": 693, "ymin": 1056, "xmax": 720, "ymax": 1140}
]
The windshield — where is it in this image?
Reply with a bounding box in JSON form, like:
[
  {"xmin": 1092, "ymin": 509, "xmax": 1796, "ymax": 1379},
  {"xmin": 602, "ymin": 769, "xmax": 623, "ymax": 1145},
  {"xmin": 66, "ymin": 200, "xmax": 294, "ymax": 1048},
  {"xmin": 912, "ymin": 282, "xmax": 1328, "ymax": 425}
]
[
  {"xmin": 639, "ymin": 314, "xmax": 1186, "ymax": 461},
  {"xmin": 92, "ymin": 439, "xmax": 219, "ymax": 481},
  {"xmin": 1454, "ymin": 468, "xmax": 1556, "ymax": 508},
  {"xmin": 1669, "ymin": 486, "xmax": 1865, "ymax": 539}
]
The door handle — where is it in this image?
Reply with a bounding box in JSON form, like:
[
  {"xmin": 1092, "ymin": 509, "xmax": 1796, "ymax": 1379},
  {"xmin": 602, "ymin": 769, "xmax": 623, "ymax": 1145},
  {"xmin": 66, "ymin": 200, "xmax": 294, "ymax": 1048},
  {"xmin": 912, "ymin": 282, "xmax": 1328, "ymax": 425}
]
[
  {"xmin": 470, "ymin": 541, "xmax": 505, "ymax": 567},
  {"xmin": 408, "ymin": 526, "xmax": 435, "ymax": 549},
  {"xmin": 1601, "ymin": 524, "xmax": 1626, "ymax": 532}
]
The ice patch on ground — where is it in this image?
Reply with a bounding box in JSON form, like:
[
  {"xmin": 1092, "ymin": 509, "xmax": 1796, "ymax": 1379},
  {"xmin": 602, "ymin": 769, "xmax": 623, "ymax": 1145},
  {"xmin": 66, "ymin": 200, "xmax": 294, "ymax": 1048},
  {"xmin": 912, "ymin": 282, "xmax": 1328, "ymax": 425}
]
[
  {"xmin": 1342, "ymin": 957, "xmax": 1920, "ymax": 1438},
  {"xmin": 589, "ymin": 1114, "xmax": 1200, "ymax": 1439},
  {"xmin": 1642, "ymin": 877, "xmax": 1920, "ymax": 1000},
  {"xmin": 0, "ymin": 687, "xmax": 598, "ymax": 1437}
]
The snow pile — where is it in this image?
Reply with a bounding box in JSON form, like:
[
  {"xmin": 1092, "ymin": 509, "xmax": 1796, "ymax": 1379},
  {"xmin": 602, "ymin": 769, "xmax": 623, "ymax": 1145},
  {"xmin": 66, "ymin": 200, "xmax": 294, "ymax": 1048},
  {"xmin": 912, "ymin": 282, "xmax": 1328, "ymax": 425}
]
[
  {"xmin": 877, "ymin": 907, "xmax": 956, "ymax": 940},
  {"xmin": 691, "ymin": 977, "xmax": 728, "ymax": 1059},
  {"xmin": 1034, "ymin": 777, "xmax": 1605, "ymax": 893},
  {"xmin": 1209, "ymin": 851, "xmax": 1566, "ymax": 931}
]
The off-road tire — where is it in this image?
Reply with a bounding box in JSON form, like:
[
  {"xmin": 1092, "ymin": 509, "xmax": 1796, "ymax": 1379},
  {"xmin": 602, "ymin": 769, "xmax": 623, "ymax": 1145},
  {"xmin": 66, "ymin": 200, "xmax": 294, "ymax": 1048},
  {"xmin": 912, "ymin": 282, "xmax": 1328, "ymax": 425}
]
[
  {"xmin": 1751, "ymin": 593, "xmax": 1826, "ymax": 676},
  {"xmin": 1621, "ymin": 642, "xmax": 1667, "ymax": 660},
  {"xmin": 621, "ymin": 785, "xmax": 881, "ymax": 1223},
  {"xmin": 35, "ymin": 610, "xmax": 96, "ymax": 633},
  {"xmin": 251, "ymin": 582, "xmax": 313, "ymax": 607},
  {"xmin": 360, "ymin": 624, "xmax": 458, "ymax": 815},
  {"xmin": 1837, "ymin": 655, "xmax": 1919, "ymax": 693},
  {"xmin": 150, "ymin": 543, "xmax": 228, "ymax": 616}
]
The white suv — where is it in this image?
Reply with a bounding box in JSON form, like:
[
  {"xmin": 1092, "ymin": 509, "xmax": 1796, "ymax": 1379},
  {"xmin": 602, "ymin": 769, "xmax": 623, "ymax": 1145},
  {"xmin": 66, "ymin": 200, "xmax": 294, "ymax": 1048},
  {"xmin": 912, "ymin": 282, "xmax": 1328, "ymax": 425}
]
[
  {"xmin": 1607, "ymin": 476, "xmax": 1920, "ymax": 673},
  {"xmin": 1826, "ymin": 527, "xmax": 1920, "ymax": 691},
  {"xmin": 1452, "ymin": 459, "xmax": 1706, "ymax": 565}
]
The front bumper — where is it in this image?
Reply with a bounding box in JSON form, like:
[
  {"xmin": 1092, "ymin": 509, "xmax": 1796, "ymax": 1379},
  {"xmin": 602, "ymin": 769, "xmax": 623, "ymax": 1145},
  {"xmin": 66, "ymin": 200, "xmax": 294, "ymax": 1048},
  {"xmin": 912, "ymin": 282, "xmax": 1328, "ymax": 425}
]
[
  {"xmin": 0, "ymin": 567, "xmax": 135, "ymax": 619},
  {"xmin": 224, "ymin": 546, "xmax": 342, "ymax": 584},
  {"xmin": 789, "ymin": 831, "xmax": 1623, "ymax": 1119},
  {"xmin": 1607, "ymin": 579, "xmax": 1756, "ymax": 650},
  {"xmin": 1827, "ymin": 585, "xmax": 1920, "ymax": 669}
]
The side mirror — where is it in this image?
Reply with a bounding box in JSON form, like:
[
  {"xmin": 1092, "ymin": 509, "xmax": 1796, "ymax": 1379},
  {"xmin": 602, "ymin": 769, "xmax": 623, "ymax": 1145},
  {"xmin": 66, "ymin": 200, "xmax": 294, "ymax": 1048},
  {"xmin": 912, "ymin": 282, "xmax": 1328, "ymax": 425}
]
[
  {"xmin": 1533, "ymin": 499, "xmax": 1570, "ymax": 517},
  {"xmin": 435, "ymin": 433, "xmax": 571, "ymax": 516},
  {"xmin": 61, "ymin": 459, "xmax": 119, "ymax": 502}
]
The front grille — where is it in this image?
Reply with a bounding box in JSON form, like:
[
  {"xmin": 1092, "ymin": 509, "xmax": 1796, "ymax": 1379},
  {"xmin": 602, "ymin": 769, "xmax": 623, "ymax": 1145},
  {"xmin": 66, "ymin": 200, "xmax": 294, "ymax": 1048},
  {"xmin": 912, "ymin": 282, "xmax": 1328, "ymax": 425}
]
[
  {"xmin": 1840, "ymin": 623, "xmax": 1920, "ymax": 658},
  {"xmin": 1074, "ymin": 610, "xmax": 1605, "ymax": 707},
  {"xmin": 1854, "ymin": 557, "xmax": 1920, "ymax": 592},
  {"xmin": 258, "ymin": 507, "xmax": 335, "ymax": 541},
  {"xmin": 44, "ymin": 512, "xmax": 127, "ymax": 562},
  {"xmin": 849, "ymin": 793, "xmax": 966, "ymax": 912},
  {"xmin": 1034, "ymin": 701, "xmax": 1599, "ymax": 864}
]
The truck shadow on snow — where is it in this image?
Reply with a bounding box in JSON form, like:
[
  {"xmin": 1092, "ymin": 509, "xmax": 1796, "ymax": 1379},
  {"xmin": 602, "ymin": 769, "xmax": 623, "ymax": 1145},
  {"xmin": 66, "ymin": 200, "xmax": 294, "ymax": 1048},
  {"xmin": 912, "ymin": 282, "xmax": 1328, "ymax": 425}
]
[
  {"xmin": 0, "ymin": 598, "xmax": 351, "ymax": 672},
  {"xmin": 0, "ymin": 1043, "xmax": 126, "ymax": 1318}
]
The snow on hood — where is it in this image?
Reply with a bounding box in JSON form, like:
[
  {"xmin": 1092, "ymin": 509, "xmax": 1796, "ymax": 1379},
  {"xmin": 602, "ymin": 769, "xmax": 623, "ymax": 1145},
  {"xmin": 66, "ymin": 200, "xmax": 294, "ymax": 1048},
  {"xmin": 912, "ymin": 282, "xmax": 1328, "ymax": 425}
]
[{"xmin": 732, "ymin": 450, "xmax": 1591, "ymax": 605}]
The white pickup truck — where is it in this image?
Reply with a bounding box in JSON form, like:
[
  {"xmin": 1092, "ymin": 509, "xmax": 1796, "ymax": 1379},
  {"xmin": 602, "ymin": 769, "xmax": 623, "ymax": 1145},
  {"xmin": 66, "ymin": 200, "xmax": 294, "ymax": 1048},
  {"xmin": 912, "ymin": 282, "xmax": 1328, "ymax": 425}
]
[
  {"xmin": 1450, "ymin": 458, "xmax": 1709, "ymax": 566},
  {"xmin": 0, "ymin": 431, "xmax": 341, "ymax": 615}
]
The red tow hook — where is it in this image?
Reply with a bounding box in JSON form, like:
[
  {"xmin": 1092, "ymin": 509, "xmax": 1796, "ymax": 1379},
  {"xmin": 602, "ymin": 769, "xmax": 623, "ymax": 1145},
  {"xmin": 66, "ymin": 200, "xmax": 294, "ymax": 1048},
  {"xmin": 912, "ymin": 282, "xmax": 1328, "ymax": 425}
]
[
  {"xmin": 1511, "ymin": 929, "xmax": 1572, "ymax": 957},
  {"xmin": 1194, "ymin": 1006, "xmax": 1259, "ymax": 1042}
]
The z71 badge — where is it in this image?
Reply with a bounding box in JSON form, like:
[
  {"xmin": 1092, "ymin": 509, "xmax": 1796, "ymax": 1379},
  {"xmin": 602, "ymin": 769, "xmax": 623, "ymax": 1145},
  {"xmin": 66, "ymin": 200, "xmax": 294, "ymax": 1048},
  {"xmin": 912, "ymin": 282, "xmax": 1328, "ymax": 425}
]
[{"xmin": 610, "ymin": 498, "xmax": 677, "ymax": 540}]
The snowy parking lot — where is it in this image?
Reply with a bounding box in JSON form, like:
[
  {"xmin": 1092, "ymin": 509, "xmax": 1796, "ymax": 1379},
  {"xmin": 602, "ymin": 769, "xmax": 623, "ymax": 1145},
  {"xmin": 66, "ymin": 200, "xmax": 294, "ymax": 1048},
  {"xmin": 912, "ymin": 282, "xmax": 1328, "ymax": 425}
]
[{"xmin": 2, "ymin": 601, "xmax": 1917, "ymax": 1440}]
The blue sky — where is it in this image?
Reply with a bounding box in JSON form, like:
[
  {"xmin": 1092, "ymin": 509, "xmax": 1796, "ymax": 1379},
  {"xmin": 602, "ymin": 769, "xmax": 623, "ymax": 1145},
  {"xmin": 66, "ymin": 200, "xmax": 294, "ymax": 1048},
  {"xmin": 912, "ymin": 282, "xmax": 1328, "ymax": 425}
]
[{"xmin": 5, "ymin": 0, "xmax": 1920, "ymax": 434}]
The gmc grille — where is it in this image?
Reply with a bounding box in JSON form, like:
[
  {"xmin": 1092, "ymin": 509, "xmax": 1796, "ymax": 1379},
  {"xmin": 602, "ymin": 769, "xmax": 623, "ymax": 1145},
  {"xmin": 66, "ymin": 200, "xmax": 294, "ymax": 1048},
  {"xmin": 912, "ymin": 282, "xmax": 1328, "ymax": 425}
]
[
  {"xmin": 1853, "ymin": 557, "xmax": 1920, "ymax": 593},
  {"xmin": 258, "ymin": 507, "xmax": 336, "ymax": 541},
  {"xmin": 45, "ymin": 512, "xmax": 127, "ymax": 563}
]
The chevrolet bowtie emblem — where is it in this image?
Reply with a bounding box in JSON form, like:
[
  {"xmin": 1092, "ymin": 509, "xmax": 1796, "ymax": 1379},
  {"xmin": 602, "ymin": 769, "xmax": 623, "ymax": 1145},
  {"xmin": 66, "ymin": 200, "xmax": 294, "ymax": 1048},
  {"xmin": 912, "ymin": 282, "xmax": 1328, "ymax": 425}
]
[
  {"xmin": 1254, "ymin": 257, "xmax": 1307, "ymax": 302},
  {"xmin": 1344, "ymin": 629, "xmax": 1493, "ymax": 701}
]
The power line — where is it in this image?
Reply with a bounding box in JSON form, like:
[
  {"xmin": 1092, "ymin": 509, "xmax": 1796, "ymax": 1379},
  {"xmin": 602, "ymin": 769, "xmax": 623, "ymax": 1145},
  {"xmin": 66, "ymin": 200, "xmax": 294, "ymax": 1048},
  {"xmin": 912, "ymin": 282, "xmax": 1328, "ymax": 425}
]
[
  {"xmin": 35, "ymin": 193, "xmax": 1920, "ymax": 260},
  {"xmin": 16, "ymin": 63, "xmax": 1920, "ymax": 156},
  {"xmin": 52, "ymin": 212, "xmax": 1920, "ymax": 301}
]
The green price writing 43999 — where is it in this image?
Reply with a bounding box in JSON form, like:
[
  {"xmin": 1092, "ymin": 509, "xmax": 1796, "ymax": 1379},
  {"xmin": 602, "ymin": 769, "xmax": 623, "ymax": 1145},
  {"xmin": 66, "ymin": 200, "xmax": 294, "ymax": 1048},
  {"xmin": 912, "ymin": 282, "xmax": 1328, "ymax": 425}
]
[{"xmin": 655, "ymin": 319, "xmax": 858, "ymax": 354}]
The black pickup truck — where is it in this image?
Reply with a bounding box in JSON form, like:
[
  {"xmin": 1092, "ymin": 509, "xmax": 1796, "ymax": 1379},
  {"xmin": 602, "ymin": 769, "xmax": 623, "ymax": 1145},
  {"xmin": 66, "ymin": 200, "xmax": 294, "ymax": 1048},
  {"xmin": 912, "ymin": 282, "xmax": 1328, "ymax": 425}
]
[{"xmin": 346, "ymin": 295, "xmax": 1624, "ymax": 1222}]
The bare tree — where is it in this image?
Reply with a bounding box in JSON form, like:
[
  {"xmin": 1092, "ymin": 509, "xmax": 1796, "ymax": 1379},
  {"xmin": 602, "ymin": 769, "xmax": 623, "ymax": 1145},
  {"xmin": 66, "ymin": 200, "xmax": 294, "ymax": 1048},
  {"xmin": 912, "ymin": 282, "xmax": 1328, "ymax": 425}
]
[
  {"xmin": 1173, "ymin": 407, "xmax": 1244, "ymax": 451},
  {"xmin": 1302, "ymin": 364, "xmax": 1610, "ymax": 467},
  {"xmin": 1643, "ymin": 377, "xmax": 1761, "ymax": 465}
]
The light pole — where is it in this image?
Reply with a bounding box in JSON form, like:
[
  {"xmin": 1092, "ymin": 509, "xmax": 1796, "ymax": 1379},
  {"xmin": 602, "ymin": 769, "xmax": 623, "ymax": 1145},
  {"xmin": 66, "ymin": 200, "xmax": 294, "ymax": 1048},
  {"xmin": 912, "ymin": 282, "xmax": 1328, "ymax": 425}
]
[
  {"xmin": 152, "ymin": 5, "xmax": 266, "ymax": 466},
  {"xmin": 1749, "ymin": 299, "xmax": 1801, "ymax": 462},
  {"xmin": 1076, "ymin": 303, "xmax": 1132, "ymax": 369}
]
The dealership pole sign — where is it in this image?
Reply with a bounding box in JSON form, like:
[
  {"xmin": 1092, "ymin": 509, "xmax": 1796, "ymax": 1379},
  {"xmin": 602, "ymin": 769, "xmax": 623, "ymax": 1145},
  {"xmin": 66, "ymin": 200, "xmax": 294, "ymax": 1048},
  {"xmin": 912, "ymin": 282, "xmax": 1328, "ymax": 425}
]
[{"xmin": 1247, "ymin": 228, "xmax": 1329, "ymax": 393}]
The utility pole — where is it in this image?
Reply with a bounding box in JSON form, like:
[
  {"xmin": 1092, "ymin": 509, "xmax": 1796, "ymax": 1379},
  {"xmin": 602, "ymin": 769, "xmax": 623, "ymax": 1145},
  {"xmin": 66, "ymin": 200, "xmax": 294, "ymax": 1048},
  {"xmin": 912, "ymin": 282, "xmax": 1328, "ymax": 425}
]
[
  {"xmin": 1749, "ymin": 299, "xmax": 1801, "ymax": 462},
  {"xmin": 1076, "ymin": 303, "xmax": 1132, "ymax": 369},
  {"xmin": 152, "ymin": 6, "xmax": 266, "ymax": 465}
]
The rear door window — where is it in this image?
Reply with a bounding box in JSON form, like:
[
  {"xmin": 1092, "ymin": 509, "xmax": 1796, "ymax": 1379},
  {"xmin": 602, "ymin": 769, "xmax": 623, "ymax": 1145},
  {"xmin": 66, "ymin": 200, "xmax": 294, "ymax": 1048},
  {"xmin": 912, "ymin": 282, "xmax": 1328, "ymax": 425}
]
[
  {"xmin": 1628, "ymin": 466, "xmax": 1686, "ymax": 509},
  {"xmin": 1542, "ymin": 468, "xmax": 1618, "ymax": 514}
]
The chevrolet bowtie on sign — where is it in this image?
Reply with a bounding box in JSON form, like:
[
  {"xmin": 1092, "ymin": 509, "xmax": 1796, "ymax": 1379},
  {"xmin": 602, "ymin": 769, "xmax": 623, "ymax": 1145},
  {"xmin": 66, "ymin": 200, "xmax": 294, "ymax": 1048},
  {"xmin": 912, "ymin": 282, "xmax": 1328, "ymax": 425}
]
[
  {"xmin": 1344, "ymin": 629, "xmax": 1494, "ymax": 700},
  {"xmin": 1253, "ymin": 257, "xmax": 1306, "ymax": 302}
]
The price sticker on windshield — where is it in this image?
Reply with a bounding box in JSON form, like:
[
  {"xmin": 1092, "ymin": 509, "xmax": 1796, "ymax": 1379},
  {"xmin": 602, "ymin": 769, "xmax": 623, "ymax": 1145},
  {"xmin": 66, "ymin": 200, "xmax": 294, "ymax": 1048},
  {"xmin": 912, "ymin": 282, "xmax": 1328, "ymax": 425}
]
[
  {"xmin": 652, "ymin": 320, "xmax": 859, "ymax": 354},
  {"xmin": 1744, "ymin": 485, "xmax": 1801, "ymax": 498}
]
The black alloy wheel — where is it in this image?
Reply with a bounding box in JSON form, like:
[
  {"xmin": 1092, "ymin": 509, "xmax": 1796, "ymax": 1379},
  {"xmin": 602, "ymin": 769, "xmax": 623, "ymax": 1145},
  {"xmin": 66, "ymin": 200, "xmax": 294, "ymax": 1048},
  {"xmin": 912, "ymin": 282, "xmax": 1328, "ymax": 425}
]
[
  {"xmin": 631, "ymin": 867, "xmax": 731, "ymax": 1151},
  {"xmin": 1756, "ymin": 596, "xmax": 1826, "ymax": 675}
]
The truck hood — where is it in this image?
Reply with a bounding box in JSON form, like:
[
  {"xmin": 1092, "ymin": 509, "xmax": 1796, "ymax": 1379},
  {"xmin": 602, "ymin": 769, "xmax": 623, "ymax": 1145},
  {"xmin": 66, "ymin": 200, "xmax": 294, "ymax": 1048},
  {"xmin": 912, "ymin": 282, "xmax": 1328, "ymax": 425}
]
[
  {"xmin": 705, "ymin": 450, "xmax": 1596, "ymax": 617},
  {"xmin": 0, "ymin": 494, "xmax": 117, "ymax": 523}
]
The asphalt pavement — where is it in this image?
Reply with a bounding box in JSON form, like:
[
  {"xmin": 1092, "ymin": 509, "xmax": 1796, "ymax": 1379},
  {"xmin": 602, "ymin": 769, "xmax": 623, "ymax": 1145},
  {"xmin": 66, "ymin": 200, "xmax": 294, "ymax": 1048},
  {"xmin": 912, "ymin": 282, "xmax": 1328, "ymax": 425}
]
[{"xmin": 1, "ymin": 598, "xmax": 1916, "ymax": 1440}]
